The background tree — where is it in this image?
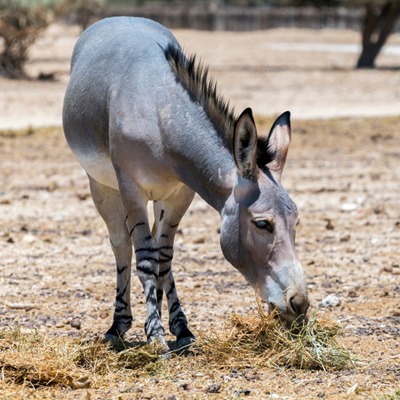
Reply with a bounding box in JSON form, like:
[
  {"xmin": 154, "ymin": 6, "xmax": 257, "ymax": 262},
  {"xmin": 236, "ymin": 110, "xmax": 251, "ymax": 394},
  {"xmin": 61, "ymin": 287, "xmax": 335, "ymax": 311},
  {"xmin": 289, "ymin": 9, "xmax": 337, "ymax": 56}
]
[
  {"xmin": 285, "ymin": 0, "xmax": 400, "ymax": 68},
  {"xmin": 356, "ymin": 1, "xmax": 400, "ymax": 68},
  {"xmin": 106, "ymin": 0, "xmax": 400, "ymax": 68},
  {"xmin": 0, "ymin": 0, "xmax": 103, "ymax": 79},
  {"xmin": 60, "ymin": 0, "xmax": 105, "ymax": 31},
  {"xmin": 0, "ymin": 0, "xmax": 58, "ymax": 78}
]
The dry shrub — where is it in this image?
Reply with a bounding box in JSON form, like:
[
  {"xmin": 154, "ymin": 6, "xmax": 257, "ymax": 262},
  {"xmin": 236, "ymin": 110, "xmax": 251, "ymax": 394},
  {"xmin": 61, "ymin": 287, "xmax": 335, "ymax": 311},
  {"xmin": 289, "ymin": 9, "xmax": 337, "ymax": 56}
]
[
  {"xmin": 0, "ymin": 0, "xmax": 59, "ymax": 78},
  {"xmin": 0, "ymin": 329, "xmax": 164, "ymax": 390},
  {"xmin": 0, "ymin": 0, "xmax": 104, "ymax": 78},
  {"xmin": 60, "ymin": 0, "xmax": 105, "ymax": 31},
  {"xmin": 195, "ymin": 305, "xmax": 355, "ymax": 371}
]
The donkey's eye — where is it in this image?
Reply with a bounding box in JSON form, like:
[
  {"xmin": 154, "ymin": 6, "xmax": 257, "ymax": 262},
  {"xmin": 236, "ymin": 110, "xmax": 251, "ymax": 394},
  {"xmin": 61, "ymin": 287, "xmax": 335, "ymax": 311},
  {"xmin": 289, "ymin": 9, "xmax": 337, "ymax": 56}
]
[{"xmin": 253, "ymin": 220, "xmax": 274, "ymax": 233}]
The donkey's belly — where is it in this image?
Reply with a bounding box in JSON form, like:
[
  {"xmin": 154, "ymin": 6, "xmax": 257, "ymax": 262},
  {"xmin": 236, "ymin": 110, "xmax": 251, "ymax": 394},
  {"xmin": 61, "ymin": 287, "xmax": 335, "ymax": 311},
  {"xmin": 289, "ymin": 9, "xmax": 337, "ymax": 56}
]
[
  {"xmin": 76, "ymin": 151, "xmax": 119, "ymax": 190},
  {"xmin": 132, "ymin": 169, "xmax": 186, "ymax": 201},
  {"xmin": 77, "ymin": 148, "xmax": 185, "ymax": 201}
]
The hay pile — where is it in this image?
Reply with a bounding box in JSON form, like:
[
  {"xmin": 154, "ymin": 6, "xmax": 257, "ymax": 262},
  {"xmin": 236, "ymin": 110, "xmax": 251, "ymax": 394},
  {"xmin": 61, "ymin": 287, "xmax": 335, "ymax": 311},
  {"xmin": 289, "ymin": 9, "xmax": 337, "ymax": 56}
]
[
  {"xmin": 195, "ymin": 306, "xmax": 355, "ymax": 371},
  {"xmin": 0, "ymin": 329, "xmax": 76, "ymax": 388},
  {"xmin": 0, "ymin": 308, "xmax": 354, "ymax": 391},
  {"xmin": 0, "ymin": 329, "xmax": 163, "ymax": 390}
]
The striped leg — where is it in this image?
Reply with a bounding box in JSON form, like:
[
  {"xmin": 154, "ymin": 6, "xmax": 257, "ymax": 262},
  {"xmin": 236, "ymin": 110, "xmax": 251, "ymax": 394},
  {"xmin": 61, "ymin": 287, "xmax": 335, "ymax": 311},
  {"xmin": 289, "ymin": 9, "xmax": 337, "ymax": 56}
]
[
  {"xmin": 88, "ymin": 177, "xmax": 133, "ymax": 340},
  {"xmin": 120, "ymin": 188, "xmax": 167, "ymax": 350},
  {"xmin": 152, "ymin": 186, "xmax": 196, "ymax": 348},
  {"xmin": 132, "ymin": 219, "xmax": 167, "ymax": 348}
]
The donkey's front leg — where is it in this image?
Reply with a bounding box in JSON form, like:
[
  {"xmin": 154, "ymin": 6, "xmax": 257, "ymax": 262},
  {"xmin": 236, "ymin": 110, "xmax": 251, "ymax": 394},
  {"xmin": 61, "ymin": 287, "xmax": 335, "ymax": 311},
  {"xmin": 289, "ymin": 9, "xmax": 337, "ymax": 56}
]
[{"xmin": 152, "ymin": 187, "xmax": 195, "ymax": 350}]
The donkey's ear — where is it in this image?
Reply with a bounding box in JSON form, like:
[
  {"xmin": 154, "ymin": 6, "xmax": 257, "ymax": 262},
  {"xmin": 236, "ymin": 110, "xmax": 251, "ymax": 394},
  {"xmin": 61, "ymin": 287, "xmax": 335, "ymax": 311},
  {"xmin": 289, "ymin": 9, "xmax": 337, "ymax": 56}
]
[
  {"xmin": 233, "ymin": 108, "xmax": 258, "ymax": 181},
  {"xmin": 263, "ymin": 111, "xmax": 291, "ymax": 181}
]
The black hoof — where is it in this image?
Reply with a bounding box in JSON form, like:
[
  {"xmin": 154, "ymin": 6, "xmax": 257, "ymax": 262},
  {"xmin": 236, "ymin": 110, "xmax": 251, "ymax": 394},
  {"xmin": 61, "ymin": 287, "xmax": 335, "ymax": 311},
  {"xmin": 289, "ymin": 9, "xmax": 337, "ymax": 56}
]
[
  {"xmin": 174, "ymin": 335, "xmax": 196, "ymax": 355},
  {"xmin": 103, "ymin": 332, "xmax": 126, "ymax": 351}
]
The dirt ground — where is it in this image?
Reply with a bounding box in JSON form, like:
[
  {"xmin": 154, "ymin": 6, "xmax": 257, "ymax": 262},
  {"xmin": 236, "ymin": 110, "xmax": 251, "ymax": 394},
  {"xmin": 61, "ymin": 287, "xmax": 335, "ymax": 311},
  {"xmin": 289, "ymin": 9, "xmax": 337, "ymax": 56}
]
[{"xmin": 0, "ymin": 21, "xmax": 400, "ymax": 399}]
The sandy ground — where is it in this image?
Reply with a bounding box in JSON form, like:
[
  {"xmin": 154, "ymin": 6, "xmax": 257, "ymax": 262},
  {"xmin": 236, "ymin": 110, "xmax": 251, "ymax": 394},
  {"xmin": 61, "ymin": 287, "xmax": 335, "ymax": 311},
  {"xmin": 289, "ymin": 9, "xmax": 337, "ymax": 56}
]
[{"xmin": 0, "ymin": 20, "xmax": 400, "ymax": 399}]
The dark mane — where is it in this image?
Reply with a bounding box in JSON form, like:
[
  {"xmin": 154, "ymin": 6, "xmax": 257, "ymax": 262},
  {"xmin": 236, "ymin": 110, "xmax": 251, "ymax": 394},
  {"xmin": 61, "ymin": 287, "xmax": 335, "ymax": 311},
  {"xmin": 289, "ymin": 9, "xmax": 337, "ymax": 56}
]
[
  {"xmin": 164, "ymin": 44, "xmax": 276, "ymax": 168},
  {"xmin": 164, "ymin": 44, "xmax": 236, "ymax": 149}
]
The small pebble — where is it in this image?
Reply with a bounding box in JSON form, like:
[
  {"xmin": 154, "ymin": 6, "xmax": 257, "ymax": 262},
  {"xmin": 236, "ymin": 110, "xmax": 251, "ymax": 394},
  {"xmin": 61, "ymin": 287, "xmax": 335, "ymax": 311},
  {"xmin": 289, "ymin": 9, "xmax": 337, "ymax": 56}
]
[
  {"xmin": 324, "ymin": 218, "xmax": 334, "ymax": 230},
  {"xmin": 206, "ymin": 383, "xmax": 221, "ymax": 394},
  {"xmin": 341, "ymin": 203, "xmax": 358, "ymax": 212},
  {"xmin": 391, "ymin": 264, "xmax": 400, "ymax": 275},
  {"xmin": 340, "ymin": 234, "xmax": 351, "ymax": 242},
  {"xmin": 120, "ymin": 386, "xmax": 135, "ymax": 393},
  {"xmin": 70, "ymin": 318, "xmax": 81, "ymax": 330},
  {"xmin": 180, "ymin": 383, "xmax": 191, "ymax": 391},
  {"xmin": 320, "ymin": 294, "xmax": 341, "ymax": 307},
  {"xmin": 235, "ymin": 389, "xmax": 251, "ymax": 396},
  {"xmin": 22, "ymin": 234, "xmax": 36, "ymax": 244}
]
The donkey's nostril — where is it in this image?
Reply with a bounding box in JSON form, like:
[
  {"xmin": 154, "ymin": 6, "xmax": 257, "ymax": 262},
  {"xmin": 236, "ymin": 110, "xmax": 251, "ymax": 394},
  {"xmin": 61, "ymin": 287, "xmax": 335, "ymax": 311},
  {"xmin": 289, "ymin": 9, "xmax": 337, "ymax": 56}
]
[
  {"xmin": 289, "ymin": 296, "xmax": 299, "ymax": 314},
  {"xmin": 289, "ymin": 294, "xmax": 309, "ymax": 316}
]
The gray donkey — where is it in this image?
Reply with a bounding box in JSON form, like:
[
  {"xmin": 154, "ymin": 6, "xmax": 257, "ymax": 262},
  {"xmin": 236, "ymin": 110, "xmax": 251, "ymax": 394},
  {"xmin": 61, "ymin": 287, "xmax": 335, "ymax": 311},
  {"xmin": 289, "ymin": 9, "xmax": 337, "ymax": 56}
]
[{"xmin": 63, "ymin": 17, "xmax": 309, "ymax": 352}]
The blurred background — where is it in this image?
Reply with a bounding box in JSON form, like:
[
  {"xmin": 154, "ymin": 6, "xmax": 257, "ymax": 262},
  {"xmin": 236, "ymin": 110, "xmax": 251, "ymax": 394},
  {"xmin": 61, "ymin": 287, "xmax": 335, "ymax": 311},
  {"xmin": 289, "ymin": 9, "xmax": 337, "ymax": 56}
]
[
  {"xmin": 0, "ymin": 0, "xmax": 399, "ymax": 128},
  {"xmin": 1, "ymin": 4, "xmax": 400, "ymax": 398}
]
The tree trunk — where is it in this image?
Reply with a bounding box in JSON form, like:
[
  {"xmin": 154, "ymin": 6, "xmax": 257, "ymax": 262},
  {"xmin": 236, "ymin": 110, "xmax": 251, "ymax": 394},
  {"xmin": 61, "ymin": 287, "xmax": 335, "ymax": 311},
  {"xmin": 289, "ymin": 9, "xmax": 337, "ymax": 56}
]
[{"xmin": 357, "ymin": 1, "xmax": 400, "ymax": 69}]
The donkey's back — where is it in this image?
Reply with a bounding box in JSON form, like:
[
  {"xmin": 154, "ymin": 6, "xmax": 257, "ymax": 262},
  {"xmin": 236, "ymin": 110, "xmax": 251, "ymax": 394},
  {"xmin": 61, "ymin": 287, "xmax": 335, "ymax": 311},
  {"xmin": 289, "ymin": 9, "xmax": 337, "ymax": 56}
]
[{"xmin": 70, "ymin": 16, "xmax": 177, "ymax": 89}]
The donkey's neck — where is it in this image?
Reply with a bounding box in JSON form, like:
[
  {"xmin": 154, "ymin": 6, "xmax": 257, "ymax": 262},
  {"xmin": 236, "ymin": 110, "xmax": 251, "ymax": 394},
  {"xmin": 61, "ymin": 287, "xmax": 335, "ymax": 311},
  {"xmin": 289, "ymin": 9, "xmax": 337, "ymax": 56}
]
[
  {"xmin": 158, "ymin": 46, "xmax": 240, "ymax": 211},
  {"xmin": 180, "ymin": 148, "xmax": 236, "ymax": 213},
  {"xmin": 160, "ymin": 102, "xmax": 237, "ymax": 212}
]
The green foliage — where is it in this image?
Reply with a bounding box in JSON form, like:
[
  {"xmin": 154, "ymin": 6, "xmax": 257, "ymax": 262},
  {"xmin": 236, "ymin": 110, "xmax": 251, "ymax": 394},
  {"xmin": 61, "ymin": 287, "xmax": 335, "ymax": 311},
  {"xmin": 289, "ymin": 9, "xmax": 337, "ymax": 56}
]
[{"xmin": 0, "ymin": 0, "xmax": 63, "ymax": 8}]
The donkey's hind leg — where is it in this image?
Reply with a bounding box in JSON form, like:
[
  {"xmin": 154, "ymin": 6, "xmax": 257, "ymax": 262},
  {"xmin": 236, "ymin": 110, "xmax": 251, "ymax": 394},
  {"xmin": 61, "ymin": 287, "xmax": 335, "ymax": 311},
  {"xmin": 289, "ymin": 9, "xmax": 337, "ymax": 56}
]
[
  {"xmin": 88, "ymin": 176, "xmax": 133, "ymax": 341},
  {"xmin": 152, "ymin": 185, "xmax": 196, "ymax": 349}
]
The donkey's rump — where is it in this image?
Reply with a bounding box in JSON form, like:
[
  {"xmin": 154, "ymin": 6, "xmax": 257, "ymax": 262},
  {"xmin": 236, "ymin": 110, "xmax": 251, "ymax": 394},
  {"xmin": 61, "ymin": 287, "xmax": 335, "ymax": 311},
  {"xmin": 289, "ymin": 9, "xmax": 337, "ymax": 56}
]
[{"xmin": 63, "ymin": 17, "xmax": 182, "ymax": 190}]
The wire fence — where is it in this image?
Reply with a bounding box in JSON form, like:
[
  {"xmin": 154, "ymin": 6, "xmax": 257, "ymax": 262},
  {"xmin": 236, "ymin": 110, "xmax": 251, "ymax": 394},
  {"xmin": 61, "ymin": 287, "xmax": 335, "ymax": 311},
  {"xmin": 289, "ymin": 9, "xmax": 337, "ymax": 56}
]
[{"xmin": 106, "ymin": 5, "xmax": 366, "ymax": 31}]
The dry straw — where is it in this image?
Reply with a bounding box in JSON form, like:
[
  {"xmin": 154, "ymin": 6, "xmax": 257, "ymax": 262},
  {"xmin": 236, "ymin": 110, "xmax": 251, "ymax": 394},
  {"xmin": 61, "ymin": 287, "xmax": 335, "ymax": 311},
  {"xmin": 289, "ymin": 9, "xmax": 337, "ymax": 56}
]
[
  {"xmin": 0, "ymin": 305, "xmax": 354, "ymax": 391},
  {"xmin": 0, "ymin": 329, "xmax": 163, "ymax": 390},
  {"xmin": 194, "ymin": 300, "xmax": 355, "ymax": 371}
]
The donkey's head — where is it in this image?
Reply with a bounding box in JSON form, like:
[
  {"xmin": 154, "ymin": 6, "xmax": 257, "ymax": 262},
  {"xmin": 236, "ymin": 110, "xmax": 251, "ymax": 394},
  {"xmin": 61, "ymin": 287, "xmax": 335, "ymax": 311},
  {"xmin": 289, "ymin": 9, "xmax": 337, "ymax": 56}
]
[{"xmin": 220, "ymin": 108, "xmax": 309, "ymax": 325}]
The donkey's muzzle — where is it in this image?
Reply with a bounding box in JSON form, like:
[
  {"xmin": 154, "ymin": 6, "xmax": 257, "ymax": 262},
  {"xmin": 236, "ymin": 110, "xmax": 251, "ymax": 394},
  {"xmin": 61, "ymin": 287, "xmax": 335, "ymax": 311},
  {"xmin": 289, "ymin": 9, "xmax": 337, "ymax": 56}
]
[
  {"xmin": 269, "ymin": 290, "xmax": 310, "ymax": 327},
  {"xmin": 287, "ymin": 293, "xmax": 309, "ymax": 328},
  {"xmin": 288, "ymin": 292, "xmax": 309, "ymax": 318}
]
